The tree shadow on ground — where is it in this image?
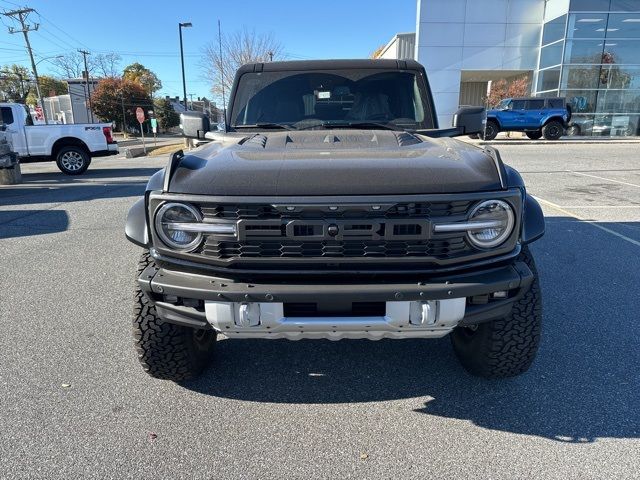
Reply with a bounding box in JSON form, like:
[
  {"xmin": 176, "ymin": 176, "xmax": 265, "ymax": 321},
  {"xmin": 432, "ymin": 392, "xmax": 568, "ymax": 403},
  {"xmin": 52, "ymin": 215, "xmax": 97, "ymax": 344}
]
[{"xmin": 0, "ymin": 209, "xmax": 69, "ymax": 239}]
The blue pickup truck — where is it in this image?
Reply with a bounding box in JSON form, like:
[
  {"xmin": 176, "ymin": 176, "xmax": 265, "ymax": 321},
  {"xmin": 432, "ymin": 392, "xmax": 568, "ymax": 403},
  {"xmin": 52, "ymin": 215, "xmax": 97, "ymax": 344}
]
[{"xmin": 482, "ymin": 97, "xmax": 571, "ymax": 141}]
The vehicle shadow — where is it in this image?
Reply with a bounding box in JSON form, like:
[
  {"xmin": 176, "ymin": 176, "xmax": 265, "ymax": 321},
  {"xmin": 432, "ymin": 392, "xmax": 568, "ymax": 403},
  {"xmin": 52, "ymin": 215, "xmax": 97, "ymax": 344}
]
[
  {"xmin": 0, "ymin": 209, "xmax": 69, "ymax": 239},
  {"xmin": 181, "ymin": 217, "xmax": 640, "ymax": 442}
]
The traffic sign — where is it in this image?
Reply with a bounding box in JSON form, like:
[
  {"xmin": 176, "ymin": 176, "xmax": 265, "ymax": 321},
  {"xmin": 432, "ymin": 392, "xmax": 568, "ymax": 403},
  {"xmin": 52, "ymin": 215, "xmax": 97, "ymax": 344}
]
[{"xmin": 136, "ymin": 107, "xmax": 145, "ymax": 124}]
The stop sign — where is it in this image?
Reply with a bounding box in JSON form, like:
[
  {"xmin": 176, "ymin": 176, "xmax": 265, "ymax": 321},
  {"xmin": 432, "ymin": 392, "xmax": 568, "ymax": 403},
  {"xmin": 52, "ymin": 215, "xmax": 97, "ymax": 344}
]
[{"xmin": 136, "ymin": 107, "xmax": 145, "ymax": 124}]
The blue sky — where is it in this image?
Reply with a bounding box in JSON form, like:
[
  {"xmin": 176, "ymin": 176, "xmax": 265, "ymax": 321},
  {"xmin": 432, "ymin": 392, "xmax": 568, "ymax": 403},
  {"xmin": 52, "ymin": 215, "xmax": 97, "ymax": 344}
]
[{"xmin": 0, "ymin": 0, "xmax": 417, "ymax": 100}]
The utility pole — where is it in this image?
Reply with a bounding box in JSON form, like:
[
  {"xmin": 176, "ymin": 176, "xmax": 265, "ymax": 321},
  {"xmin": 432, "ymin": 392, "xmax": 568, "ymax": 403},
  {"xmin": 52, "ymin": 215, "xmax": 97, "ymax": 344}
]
[
  {"xmin": 78, "ymin": 49, "xmax": 94, "ymax": 123},
  {"xmin": 121, "ymin": 95, "xmax": 128, "ymax": 139},
  {"xmin": 2, "ymin": 7, "xmax": 48, "ymax": 124},
  {"xmin": 268, "ymin": 51, "xmax": 274, "ymax": 62},
  {"xmin": 188, "ymin": 93, "xmax": 194, "ymax": 110}
]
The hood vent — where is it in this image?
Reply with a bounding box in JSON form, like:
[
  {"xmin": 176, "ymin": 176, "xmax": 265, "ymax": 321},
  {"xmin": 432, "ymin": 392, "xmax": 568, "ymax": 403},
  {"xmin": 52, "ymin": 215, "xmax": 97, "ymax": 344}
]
[
  {"xmin": 394, "ymin": 132, "xmax": 422, "ymax": 147},
  {"xmin": 240, "ymin": 134, "xmax": 268, "ymax": 148}
]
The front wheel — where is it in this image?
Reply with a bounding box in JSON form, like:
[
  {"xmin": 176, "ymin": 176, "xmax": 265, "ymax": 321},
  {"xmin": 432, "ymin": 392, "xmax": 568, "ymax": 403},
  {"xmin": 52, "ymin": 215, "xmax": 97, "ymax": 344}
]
[
  {"xmin": 481, "ymin": 120, "xmax": 499, "ymax": 141},
  {"xmin": 55, "ymin": 146, "xmax": 90, "ymax": 175},
  {"xmin": 542, "ymin": 120, "xmax": 563, "ymax": 140},
  {"xmin": 132, "ymin": 252, "xmax": 216, "ymax": 381},
  {"xmin": 451, "ymin": 246, "xmax": 542, "ymax": 378},
  {"xmin": 525, "ymin": 130, "xmax": 543, "ymax": 140}
]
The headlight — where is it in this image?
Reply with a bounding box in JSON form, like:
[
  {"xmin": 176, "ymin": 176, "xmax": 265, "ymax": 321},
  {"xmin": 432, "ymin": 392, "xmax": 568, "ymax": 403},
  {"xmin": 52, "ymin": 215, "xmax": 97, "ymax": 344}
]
[
  {"xmin": 155, "ymin": 202, "xmax": 203, "ymax": 251},
  {"xmin": 466, "ymin": 200, "xmax": 515, "ymax": 248}
]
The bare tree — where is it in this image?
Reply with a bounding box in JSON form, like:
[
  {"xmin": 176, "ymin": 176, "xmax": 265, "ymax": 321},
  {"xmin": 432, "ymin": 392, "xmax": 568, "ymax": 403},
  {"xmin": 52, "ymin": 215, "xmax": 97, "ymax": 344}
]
[
  {"xmin": 202, "ymin": 28, "xmax": 284, "ymax": 107},
  {"xmin": 51, "ymin": 51, "xmax": 122, "ymax": 79},
  {"xmin": 94, "ymin": 53, "xmax": 122, "ymax": 78}
]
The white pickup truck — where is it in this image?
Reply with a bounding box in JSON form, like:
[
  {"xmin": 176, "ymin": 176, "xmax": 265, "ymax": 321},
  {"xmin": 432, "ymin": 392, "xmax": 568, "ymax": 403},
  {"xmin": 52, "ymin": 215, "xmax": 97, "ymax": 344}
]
[{"xmin": 0, "ymin": 102, "xmax": 118, "ymax": 175}]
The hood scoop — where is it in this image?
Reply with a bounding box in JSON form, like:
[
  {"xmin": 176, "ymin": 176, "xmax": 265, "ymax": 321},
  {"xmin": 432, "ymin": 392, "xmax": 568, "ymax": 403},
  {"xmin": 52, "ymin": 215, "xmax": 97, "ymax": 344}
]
[
  {"xmin": 240, "ymin": 134, "xmax": 268, "ymax": 148},
  {"xmin": 394, "ymin": 132, "xmax": 422, "ymax": 147}
]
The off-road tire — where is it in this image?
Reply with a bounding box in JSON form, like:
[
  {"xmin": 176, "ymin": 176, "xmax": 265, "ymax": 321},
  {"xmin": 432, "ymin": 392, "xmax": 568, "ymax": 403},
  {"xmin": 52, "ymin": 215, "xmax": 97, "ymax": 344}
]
[
  {"xmin": 481, "ymin": 120, "xmax": 499, "ymax": 141},
  {"xmin": 132, "ymin": 251, "xmax": 216, "ymax": 381},
  {"xmin": 451, "ymin": 246, "xmax": 542, "ymax": 378},
  {"xmin": 525, "ymin": 130, "xmax": 543, "ymax": 140},
  {"xmin": 55, "ymin": 146, "xmax": 90, "ymax": 175},
  {"xmin": 542, "ymin": 120, "xmax": 563, "ymax": 140}
]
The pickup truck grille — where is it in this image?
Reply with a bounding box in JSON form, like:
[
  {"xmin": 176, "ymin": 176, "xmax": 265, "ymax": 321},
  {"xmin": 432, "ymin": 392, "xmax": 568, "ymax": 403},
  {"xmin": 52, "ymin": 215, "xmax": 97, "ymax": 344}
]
[{"xmin": 196, "ymin": 201, "xmax": 475, "ymax": 261}]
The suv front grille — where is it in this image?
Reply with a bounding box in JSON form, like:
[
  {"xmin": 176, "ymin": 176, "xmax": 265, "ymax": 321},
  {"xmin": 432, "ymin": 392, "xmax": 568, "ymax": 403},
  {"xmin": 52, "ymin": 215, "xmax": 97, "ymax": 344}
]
[{"xmin": 203, "ymin": 238, "xmax": 470, "ymax": 259}]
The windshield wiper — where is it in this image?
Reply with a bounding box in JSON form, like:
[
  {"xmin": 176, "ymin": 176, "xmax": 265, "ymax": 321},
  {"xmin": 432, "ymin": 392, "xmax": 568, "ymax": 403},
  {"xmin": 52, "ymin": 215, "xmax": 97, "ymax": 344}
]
[{"xmin": 233, "ymin": 123, "xmax": 295, "ymax": 131}]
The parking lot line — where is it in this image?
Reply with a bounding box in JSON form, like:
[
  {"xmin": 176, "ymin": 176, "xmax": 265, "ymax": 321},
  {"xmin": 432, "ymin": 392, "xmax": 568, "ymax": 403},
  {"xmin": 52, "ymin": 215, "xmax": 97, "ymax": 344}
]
[
  {"xmin": 533, "ymin": 195, "xmax": 640, "ymax": 248},
  {"xmin": 569, "ymin": 171, "xmax": 640, "ymax": 189}
]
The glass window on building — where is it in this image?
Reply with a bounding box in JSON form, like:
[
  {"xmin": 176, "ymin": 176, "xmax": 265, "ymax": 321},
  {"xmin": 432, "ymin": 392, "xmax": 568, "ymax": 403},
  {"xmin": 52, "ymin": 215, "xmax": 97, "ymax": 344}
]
[
  {"xmin": 599, "ymin": 65, "xmax": 640, "ymax": 89},
  {"xmin": 561, "ymin": 65, "xmax": 601, "ymax": 89},
  {"xmin": 538, "ymin": 68, "xmax": 561, "ymax": 91},
  {"xmin": 569, "ymin": 0, "xmax": 612, "ymax": 11},
  {"xmin": 596, "ymin": 89, "xmax": 640, "ymax": 113},
  {"xmin": 606, "ymin": 13, "xmax": 640, "ymax": 38},
  {"xmin": 602, "ymin": 40, "xmax": 640, "ymax": 65},
  {"xmin": 543, "ymin": 15, "xmax": 567, "ymax": 45},
  {"xmin": 564, "ymin": 40, "xmax": 605, "ymax": 63},
  {"xmin": 540, "ymin": 43, "xmax": 565, "ymax": 68},
  {"xmin": 610, "ymin": 0, "xmax": 640, "ymax": 12},
  {"xmin": 568, "ymin": 13, "xmax": 608, "ymax": 38},
  {"xmin": 563, "ymin": 89, "xmax": 599, "ymax": 113}
]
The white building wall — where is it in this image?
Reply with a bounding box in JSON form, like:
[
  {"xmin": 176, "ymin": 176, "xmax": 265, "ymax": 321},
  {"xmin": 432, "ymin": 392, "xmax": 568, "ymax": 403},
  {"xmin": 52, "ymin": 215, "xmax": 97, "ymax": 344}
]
[{"xmin": 416, "ymin": 0, "xmax": 545, "ymax": 126}]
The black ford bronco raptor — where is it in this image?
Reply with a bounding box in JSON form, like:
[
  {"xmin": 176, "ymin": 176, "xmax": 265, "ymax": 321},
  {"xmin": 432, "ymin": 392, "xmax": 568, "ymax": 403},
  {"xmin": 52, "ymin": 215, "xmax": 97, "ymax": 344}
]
[{"xmin": 125, "ymin": 59, "xmax": 544, "ymax": 381}]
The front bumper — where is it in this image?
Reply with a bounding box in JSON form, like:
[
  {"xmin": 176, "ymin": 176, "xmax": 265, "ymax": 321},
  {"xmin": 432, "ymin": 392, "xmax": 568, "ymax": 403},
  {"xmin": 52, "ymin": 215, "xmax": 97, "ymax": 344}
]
[{"xmin": 138, "ymin": 260, "xmax": 534, "ymax": 340}]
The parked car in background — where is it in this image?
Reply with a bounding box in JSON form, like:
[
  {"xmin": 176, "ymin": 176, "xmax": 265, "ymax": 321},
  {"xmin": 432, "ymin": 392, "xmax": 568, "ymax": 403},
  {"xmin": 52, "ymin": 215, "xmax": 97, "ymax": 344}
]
[
  {"xmin": 0, "ymin": 102, "xmax": 118, "ymax": 175},
  {"xmin": 567, "ymin": 114, "xmax": 639, "ymax": 137},
  {"xmin": 483, "ymin": 97, "xmax": 571, "ymax": 141}
]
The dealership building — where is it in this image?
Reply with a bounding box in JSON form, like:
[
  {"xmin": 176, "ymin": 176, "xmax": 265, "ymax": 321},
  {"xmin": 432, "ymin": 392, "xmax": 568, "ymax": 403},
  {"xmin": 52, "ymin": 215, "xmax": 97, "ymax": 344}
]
[{"xmin": 414, "ymin": 0, "xmax": 640, "ymax": 135}]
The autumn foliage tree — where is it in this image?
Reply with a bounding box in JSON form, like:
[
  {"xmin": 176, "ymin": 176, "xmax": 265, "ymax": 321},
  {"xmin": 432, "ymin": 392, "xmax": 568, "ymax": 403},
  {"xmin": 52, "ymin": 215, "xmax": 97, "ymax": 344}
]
[
  {"xmin": 486, "ymin": 75, "xmax": 530, "ymax": 107},
  {"xmin": 91, "ymin": 77, "xmax": 153, "ymax": 131}
]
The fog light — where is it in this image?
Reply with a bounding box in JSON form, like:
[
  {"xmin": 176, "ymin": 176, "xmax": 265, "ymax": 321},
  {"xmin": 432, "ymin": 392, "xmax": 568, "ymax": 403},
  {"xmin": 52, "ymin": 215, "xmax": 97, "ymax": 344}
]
[
  {"xmin": 491, "ymin": 290, "xmax": 509, "ymax": 299},
  {"xmin": 236, "ymin": 303, "xmax": 261, "ymax": 327},
  {"xmin": 409, "ymin": 301, "xmax": 437, "ymax": 326}
]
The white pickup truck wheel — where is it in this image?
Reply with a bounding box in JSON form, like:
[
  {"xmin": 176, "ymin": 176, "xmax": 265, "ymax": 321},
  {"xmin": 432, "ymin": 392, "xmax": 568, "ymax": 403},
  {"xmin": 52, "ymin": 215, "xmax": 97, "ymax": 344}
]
[{"xmin": 56, "ymin": 146, "xmax": 90, "ymax": 175}]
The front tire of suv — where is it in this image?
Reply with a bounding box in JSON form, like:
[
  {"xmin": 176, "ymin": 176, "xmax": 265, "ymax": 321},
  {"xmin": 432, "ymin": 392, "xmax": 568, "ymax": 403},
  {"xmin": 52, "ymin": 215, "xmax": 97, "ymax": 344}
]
[
  {"xmin": 450, "ymin": 246, "xmax": 542, "ymax": 379},
  {"xmin": 132, "ymin": 251, "xmax": 216, "ymax": 381},
  {"xmin": 481, "ymin": 120, "xmax": 499, "ymax": 141},
  {"xmin": 542, "ymin": 120, "xmax": 563, "ymax": 140},
  {"xmin": 525, "ymin": 130, "xmax": 543, "ymax": 140}
]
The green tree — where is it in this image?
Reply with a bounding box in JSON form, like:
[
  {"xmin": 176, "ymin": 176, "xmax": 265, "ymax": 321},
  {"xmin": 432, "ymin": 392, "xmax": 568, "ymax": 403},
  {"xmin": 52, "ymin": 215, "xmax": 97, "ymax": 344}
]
[
  {"xmin": 123, "ymin": 63, "xmax": 162, "ymax": 95},
  {"xmin": 25, "ymin": 76, "xmax": 68, "ymax": 105},
  {"xmin": 0, "ymin": 64, "xmax": 31, "ymax": 103},
  {"xmin": 90, "ymin": 77, "xmax": 153, "ymax": 131},
  {"xmin": 154, "ymin": 98, "xmax": 180, "ymax": 132}
]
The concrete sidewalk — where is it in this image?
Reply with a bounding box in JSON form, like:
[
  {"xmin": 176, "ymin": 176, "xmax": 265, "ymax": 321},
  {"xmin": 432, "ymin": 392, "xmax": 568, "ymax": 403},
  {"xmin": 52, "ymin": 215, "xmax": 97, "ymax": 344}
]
[{"xmin": 463, "ymin": 135, "xmax": 640, "ymax": 146}]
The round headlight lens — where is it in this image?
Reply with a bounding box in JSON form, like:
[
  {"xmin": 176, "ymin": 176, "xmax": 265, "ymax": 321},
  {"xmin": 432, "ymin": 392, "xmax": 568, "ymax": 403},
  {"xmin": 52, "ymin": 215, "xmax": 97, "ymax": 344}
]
[
  {"xmin": 155, "ymin": 202, "xmax": 203, "ymax": 251},
  {"xmin": 467, "ymin": 200, "xmax": 515, "ymax": 248}
]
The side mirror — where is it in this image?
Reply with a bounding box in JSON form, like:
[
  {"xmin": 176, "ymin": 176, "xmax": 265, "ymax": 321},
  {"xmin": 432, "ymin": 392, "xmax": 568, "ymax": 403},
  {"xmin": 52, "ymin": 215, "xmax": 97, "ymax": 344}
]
[
  {"xmin": 180, "ymin": 112, "xmax": 211, "ymax": 139},
  {"xmin": 452, "ymin": 106, "xmax": 486, "ymax": 136}
]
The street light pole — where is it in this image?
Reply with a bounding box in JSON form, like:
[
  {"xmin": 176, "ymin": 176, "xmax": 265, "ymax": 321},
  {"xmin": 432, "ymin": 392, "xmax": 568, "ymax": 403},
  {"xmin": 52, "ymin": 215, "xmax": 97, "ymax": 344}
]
[{"xmin": 178, "ymin": 22, "xmax": 192, "ymax": 111}]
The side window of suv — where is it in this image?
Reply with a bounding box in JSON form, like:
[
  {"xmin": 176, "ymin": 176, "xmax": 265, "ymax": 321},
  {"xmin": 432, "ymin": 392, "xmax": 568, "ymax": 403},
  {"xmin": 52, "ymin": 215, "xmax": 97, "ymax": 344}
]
[
  {"xmin": 1, "ymin": 106, "xmax": 14, "ymax": 125},
  {"xmin": 526, "ymin": 99, "xmax": 545, "ymax": 110},
  {"xmin": 511, "ymin": 100, "xmax": 526, "ymax": 110}
]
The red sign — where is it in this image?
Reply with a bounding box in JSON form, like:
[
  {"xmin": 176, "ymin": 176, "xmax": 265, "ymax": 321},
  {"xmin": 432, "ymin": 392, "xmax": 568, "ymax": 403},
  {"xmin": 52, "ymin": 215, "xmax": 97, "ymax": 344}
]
[
  {"xmin": 34, "ymin": 106, "xmax": 43, "ymax": 121},
  {"xmin": 136, "ymin": 107, "xmax": 145, "ymax": 124}
]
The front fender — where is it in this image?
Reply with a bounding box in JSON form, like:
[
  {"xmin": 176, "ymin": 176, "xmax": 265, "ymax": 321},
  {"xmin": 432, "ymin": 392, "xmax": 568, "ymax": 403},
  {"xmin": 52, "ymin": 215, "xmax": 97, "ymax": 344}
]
[
  {"xmin": 125, "ymin": 197, "xmax": 149, "ymax": 248},
  {"xmin": 522, "ymin": 194, "xmax": 545, "ymax": 244}
]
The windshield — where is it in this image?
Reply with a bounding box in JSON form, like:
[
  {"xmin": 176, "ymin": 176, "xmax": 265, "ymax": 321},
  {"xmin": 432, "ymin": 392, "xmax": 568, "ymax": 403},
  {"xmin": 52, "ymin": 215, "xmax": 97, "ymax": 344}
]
[
  {"xmin": 498, "ymin": 99, "xmax": 511, "ymax": 110},
  {"xmin": 230, "ymin": 69, "xmax": 435, "ymax": 130}
]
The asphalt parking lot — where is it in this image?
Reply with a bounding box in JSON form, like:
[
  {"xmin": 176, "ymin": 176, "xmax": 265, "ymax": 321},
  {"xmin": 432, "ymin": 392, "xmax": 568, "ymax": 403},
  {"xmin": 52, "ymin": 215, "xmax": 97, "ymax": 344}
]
[{"xmin": 1, "ymin": 143, "xmax": 639, "ymax": 479}]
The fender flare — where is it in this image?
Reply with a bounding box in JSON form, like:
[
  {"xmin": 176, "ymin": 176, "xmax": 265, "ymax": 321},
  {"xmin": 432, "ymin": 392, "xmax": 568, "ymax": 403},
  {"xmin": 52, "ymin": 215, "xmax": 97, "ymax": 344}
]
[
  {"xmin": 522, "ymin": 194, "xmax": 545, "ymax": 244},
  {"xmin": 125, "ymin": 197, "xmax": 149, "ymax": 247}
]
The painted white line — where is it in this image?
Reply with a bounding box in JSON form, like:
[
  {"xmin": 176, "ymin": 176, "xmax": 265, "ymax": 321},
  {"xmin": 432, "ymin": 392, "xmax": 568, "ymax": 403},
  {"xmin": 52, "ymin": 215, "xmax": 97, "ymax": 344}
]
[
  {"xmin": 533, "ymin": 195, "xmax": 640, "ymax": 248},
  {"xmin": 570, "ymin": 171, "xmax": 640, "ymax": 188},
  {"xmin": 559, "ymin": 205, "xmax": 640, "ymax": 209}
]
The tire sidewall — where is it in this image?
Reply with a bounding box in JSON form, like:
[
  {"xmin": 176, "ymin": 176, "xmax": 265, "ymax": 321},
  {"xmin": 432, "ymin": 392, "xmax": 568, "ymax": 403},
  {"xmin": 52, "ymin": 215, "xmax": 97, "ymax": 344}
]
[
  {"xmin": 483, "ymin": 121, "xmax": 499, "ymax": 141},
  {"xmin": 56, "ymin": 146, "xmax": 90, "ymax": 175},
  {"xmin": 543, "ymin": 121, "xmax": 563, "ymax": 140}
]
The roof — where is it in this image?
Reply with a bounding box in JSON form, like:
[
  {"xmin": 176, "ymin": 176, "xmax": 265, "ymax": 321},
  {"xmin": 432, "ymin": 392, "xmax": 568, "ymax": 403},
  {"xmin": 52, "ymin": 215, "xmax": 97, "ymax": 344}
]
[{"xmin": 236, "ymin": 59, "xmax": 424, "ymax": 75}]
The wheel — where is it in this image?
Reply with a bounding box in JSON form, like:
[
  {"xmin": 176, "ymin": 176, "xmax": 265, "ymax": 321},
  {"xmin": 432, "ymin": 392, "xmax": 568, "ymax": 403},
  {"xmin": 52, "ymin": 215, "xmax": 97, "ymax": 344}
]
[
  {"xmin": 451, "ymin": 246, "xmax": 542, "ymax": 378},
  {"xmin": 542, "ymin": 120, "xmax": 563, "ymax": 140},
  {"xmin": 566, "ymin": 125, "xmax": 581, "ymax": 136},
  {"xmin": 132, "ymin": 251, "xmax": 216, "ymax": 381},
  {"xmin": 525, "ymin": 131, "xmax": 543, "ymax": 140},
  {"xmin": 55, "ymin": 146, "xmax": 90, "ymax": 175},
  {"xmin": 481, "ymin": 120, "xmax": 499, "ymax": 141}
]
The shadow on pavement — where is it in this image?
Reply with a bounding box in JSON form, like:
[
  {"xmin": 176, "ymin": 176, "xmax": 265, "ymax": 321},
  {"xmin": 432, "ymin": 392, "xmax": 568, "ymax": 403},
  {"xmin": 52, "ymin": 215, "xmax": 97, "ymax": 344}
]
[
  {"xmin": 0, "ymin": 209, "xmax": 69, "ymax": 239},
  {"xmin": 181, "ymin": 217, "xmax": 640, "ymax": 443}
]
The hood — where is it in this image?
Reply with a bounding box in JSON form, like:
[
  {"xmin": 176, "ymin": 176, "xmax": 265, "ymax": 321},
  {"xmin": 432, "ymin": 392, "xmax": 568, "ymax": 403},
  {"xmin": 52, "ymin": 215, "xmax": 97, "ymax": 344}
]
[{"xmin": 168, "ymin": 130, "xmax": 503, "ymax": 196}]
